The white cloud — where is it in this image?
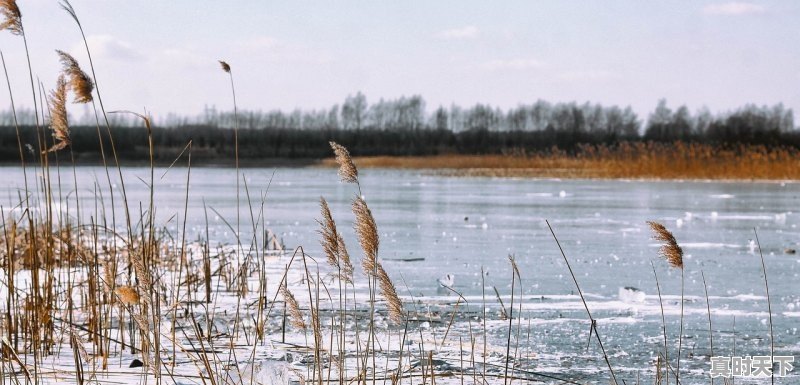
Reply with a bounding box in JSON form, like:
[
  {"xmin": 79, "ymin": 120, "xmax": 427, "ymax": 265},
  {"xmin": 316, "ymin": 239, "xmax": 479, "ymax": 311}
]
[
  {"xmin": 482, "ymin": 58, "xmax": 545, "ymax": 71},
  {"xmin": 703, "ymin": 2, "xmax": 765, "ymax": 15},
  {"xmin": 84, "ymin": 35, "xmax": 144, "ymax": 62},
  {"xmin": 436, "ymin": 26, "xmax": 479, "ymax": 40}
]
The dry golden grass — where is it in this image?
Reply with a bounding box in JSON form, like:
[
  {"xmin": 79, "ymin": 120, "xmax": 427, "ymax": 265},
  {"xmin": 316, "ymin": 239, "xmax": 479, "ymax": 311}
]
[
  {"xmin": 0, "ymin": 0, "xmax": 22, "ymax": 35},
  {"xmin": 376, "ymin": 263, "xmax": 403, "ymax": 324},
  {"xmin": 321, "ymin": 142, "xmax": 800, "ymax": 180},
  {"xmin": 330, "ymin": 141, "xmax": 359, "ymax": 183},
  {"xmin": 114, "ymin": 285, "xmax": 140, "ymax": 305},
  {"xmin": 281, "ymin": 282, "xmax": 306, "ymax": 330},
  {"xmin": 44, "ymin": 74, "xmax": 70, "ymax": 153},
  {"xmin": 647, "ymin": 221, "xmax": 684, "ymax": 269},
  {"xmin": 56, "ymin": 49, "xmax": 94, "ymax": 103},
  {"xmin": 318, "ymin": 197, "xmax": 354, "ymax": 283},
  {"xmin": 352, "ymin": 196, "xmax": 378, "ymax": 275}
]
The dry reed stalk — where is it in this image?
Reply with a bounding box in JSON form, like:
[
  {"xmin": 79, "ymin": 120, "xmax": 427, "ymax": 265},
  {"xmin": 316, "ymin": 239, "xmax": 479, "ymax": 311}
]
[
  {"xmin": 69, "ymin": 329, "xmax": 86, "ymax": 385},
  {"xmin": 546, "ymin": 220, "xmax": 618, "ymax": 384},
  {"xmin": 131, "ymin": 312, "xmax": 151, "ymax": 367},
  {"xmin": 317, "ymin": 197, "xmax": 352, "ymax": 384},
  {"xmin": 1, "ymin": 336, "xmax": 31, "ymax": 381},
  {"xmin": 753, "ymin": 230, "xmax": 774, "ymax": 385},
  {"xmin": 650, "ymin": 261, "xmax": 669, "ymax": 385},
  {"xmin": 701, "ymin": 271, "xmax": 714, "ymax": 385},
  {"xmin": 217, "ymin": 60, "xmax": 241, "ymax": 287},
  {"xmin": 43, "ymin": 75, "xmax": 70, "ymax": 153},
  {"xmin": 376, "ymin": 263, "xmax": 403, "ymax": 324},
  {"xmin": 69, "ymin": 329, "xmax": 91, "ymax": 363},
  {"xmin": 504, "ymin": 255, "xmax": 519, "ymax": 385},
  {"xmin": 352, "ymin": 196, "xmax": 378, "ymax": 275},
  {"xmin": 330, "ymin": 141, "xmax": 358, "ymax": 184},
  {"xmin": 0, "ymin": 0, "xmax": 21, "ymax": 35},
  {"xmin": 281, "ymin": 283, "xmax": 306, "ymax": 330},
  {"xmin": 55, "ymin": 50, "xmax": 93, "ymax": 103},
  {"xmin": 647, "ymin": 220, "xmax": 684, "ymax": 385},
  {"xmin": 60, "ymin": 1, "xmax": 138, "ymax": 285}
]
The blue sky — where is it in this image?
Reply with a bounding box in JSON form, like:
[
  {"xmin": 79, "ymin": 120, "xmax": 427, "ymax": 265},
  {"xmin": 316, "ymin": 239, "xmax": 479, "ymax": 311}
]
[{"xmin": 1, "ymin": 1, "xmax": 798, "ymax": 121}]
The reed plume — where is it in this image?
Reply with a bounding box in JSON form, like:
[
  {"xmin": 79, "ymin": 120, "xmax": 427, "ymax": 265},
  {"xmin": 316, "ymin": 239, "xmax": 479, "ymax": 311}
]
[
  {"xmin": 115, "ymin": 286, "xmax": 139, "ymax": 305},
  {"xmin": 353, "ymin": 196, "xmax": 378, "ymax": 275},
  {"xmin": 376, "ymin": 263, "xmax": 403, "ymax": 324},
  {"xmin": 336, "ymin": 233, "xmax": 353, "ymax": 283},
  {"xmin": 280, "ymin": 283, "xmax": 306, "ymax": 330},
  {"xmin": 43, "ymin": 75, "xmax": 70, "ymax": 153},
  {"xmin": 131, "ymin": 249, "xmax": 151, "ymax": 304},
  {"xmin": 55, "ymin": 50, "xmax": 93, "ymax": 103},
  {"xmin": 330, "ymin": 141, "xmax": 359, "ymax": 184},
  {"xmin": 319, "ymin": 198, "xmax": 340, "ymax": 269},
  {"xmin": 318, "ymin": 197, "xmax": 353, "ymax": 282},
  {"xmin": 102, "ymin": 259, "xmax": 116, "ymax": 292},
  {"xmin": 647, "ymin": 221, "xmax": 683, "ymax": 269},
  {"xmin": 0, "ymin": 0, "xmax": 22, "ymax": 35},
  {"xmin": 218, "ymin": 60, "xmax": 231, "ymax": 73}
]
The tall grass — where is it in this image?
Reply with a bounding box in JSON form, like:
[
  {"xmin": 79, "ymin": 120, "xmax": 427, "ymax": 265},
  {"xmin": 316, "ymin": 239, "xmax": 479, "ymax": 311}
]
[
  {"xmin": 648, "ymin": 221, "xmax": 685, "ymax": 385},
  {"xmin": 0, "ymin": 2, "xmax": 788, "ymax": 385}
]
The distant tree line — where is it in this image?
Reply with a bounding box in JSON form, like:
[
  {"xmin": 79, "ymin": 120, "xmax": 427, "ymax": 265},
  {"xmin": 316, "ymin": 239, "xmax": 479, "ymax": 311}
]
[{"xmin": 0, "ymin": 95, "xmax": 796, "ymax": 162}]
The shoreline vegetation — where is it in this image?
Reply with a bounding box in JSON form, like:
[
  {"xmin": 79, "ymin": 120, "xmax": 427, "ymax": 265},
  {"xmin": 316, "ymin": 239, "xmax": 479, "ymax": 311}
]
[
  {"xmin": 0, "ymin": 1, "xmax": 792, "ymax": 384},
  {"xmin": 322, "ymin": 142, "xmax": 800, "ymax": 180},
  {"xmin": 4, "ymin": 142, "xmax": 797, "ymax": 181}
]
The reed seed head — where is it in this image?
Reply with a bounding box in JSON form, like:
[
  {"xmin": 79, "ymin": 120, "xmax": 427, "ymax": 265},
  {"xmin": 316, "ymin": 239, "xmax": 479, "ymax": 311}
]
[
  {"xmin": 280, "ymin": 283, "xmax": 306, "ymax": 330},
  {"xmin": 219, "ymin": 60, "xmax": 231, "ymax": 73},
  {"xmin": 58, "ymin": 0, "xmax": 79, "ymax": 25},
  {"xmin": 376, "ymin": 263, "xmax": 403, "ymax": 324},
  {"xmin": 318, "ymin": 197, "xmax": 354, "ymax": 283},
  {"xmin": 130, "ymin": 249, "xmax": 152, "ymax": 303},
  {"xmin": 330, "ymin": 141, "xmax": 358, "ymax": 183},
  {"xmin": 336, "ymin": 233, "xmax": 354, "ymax": 283},
  {"xmin": 103, "ymin": 260, "xmax": 116, "ymax": 293},
  {"xmin": 115, "ymin": 285, "xmax": 139, "ymax": 305},
  {"xmin": 319, "ymin": 197, "xmax": 339, "ymax": 269},
  {"xmin": 43, "ymin": 75, "xmax": 70, "ymax": 153},
  {"xmin": 647, "ymin": 221, "xmax": 684, "ymax": 269},
  {"xmin": 352, "ymin": 196, "xmax": 378, "ymax": 275},
  {"xmin": 56, "ymin": 50, "xmax": 94, "ymax": 103},
  {"xmin": 0, "ymin": 0, "xmax": 22, "ymax": 35}
]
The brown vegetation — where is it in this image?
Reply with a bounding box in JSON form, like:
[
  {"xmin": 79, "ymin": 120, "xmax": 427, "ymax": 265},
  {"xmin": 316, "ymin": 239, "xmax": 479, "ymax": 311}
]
[{"xmin": 324, "ymin": 142, "xmax": 800, "ymax": 180}]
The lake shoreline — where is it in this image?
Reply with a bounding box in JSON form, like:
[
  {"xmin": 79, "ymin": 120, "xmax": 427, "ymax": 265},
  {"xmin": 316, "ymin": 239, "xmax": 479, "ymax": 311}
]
[{"xmin": 4, "ymin": 150, "xmax": 799, "ymax": 181}]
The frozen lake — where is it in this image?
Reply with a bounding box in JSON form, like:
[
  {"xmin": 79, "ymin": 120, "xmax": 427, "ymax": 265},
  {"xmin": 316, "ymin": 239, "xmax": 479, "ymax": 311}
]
[{"xmin": 2, "ymin": 165, "xmax": 798, "ymax": 383}]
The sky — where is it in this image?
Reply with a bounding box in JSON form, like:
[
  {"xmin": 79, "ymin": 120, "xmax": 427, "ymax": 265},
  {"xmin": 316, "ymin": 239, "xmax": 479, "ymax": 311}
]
[{"xmin": 0, "ymin": 0, "xmax": 799, "ymax": 122}]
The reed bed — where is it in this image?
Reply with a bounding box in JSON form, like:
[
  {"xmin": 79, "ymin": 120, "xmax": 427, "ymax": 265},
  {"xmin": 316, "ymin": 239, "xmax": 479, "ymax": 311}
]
[
  {"xmin": 0, "ymin": 1, "xmax": 793, "ymax": 385},
  {"xmin": 327, "ymin": 142, "xmax": 800, "ymax": 180}
]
